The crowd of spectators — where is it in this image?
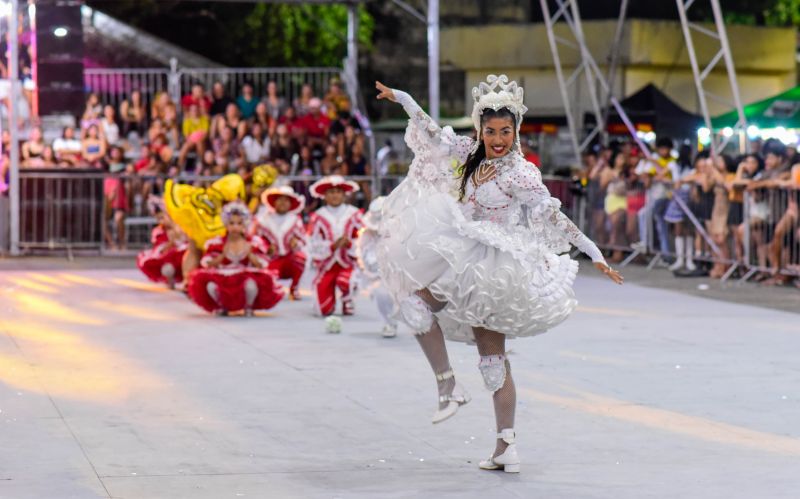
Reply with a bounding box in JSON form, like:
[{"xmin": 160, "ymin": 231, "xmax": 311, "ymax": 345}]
[
  {"xmin": 581, "ymin": 137, "xmax": 800, "ymax": 284},
  {"xmin": 8, "ymin": 78, "xmax": 372, "ymax": 248}
]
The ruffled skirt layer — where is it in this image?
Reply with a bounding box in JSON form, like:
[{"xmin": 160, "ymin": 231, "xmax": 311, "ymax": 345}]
[
  {"xmin": 187, "ymin": 268, "xmax": 285, "ymax": 313},
  {"xmin": 137, "ymin": 247, "xmax": 186, "ymax": 284},
  {"xmin": 379, "ymin": 179, "xmax": 578, "ymax": 344}
]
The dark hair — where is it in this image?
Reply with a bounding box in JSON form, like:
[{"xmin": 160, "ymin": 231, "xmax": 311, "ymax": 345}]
[{"xmin": 458, "ymin": 107, "xmax": 516, "ymax": 201}]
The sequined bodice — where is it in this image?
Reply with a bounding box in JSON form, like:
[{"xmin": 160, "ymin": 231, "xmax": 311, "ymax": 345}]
[{"xmin": 464, "ymin": 155, "xmax": 520, "ymax": 225}]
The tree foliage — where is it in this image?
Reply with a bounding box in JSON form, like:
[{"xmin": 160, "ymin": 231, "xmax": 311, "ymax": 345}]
[{"xmin": 86, "ymin": 1, "xmax": 373, "ymax": 67}]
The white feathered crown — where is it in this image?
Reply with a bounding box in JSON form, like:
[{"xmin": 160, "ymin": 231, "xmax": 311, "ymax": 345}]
[{"xmin": 470, "ymin": 75, "xmax": 527, "ymax": 153}]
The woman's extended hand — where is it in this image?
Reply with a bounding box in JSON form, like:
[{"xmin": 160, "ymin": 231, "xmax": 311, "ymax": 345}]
[
  {"xmin": 594, "ymin": 261, "xmax": 624, "ymax": 285},
  {"xmin": 375, "ymin": 81, "xmax": 397, "ymax": 103}
]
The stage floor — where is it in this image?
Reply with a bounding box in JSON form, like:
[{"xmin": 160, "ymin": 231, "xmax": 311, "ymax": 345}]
[{"xmin": 1, "ymin": 266, "xmax": 798, "ymax": 498}]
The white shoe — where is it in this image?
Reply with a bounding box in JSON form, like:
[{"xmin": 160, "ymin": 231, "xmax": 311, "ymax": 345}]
[
  {"xmin": 382, "ymin": 324, "xmax": 397, "ymax": 338},
  {"xmin": 685, "ymin": 259, "xmax": 697, "ymax": 271},
  {"xmin": 431, "ymin": 369, "xmax": 471, "ymax": 424},
  {"xmin": 668, "ymin": 258, "xmax": 684, "ymax": 271},
  {"xmin": 479, "ymin": 429, "xmax": 520, "ymax": 473}
]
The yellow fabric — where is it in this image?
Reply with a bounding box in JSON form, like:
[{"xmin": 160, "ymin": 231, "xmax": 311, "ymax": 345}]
[
  {"xmin": 164, "ymin": 174, "xmax": 245, "ymax": 247},
  {"xmin": 604, "ymin": 194, "xmax": 627, "ymax": 214},
  {"xmin": 182, "ymin": 115, "xmax": 209, "ymax": 137}
]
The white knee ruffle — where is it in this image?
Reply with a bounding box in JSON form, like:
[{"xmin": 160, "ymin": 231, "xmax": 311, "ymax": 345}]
[
  {"xmin": 479, "ymin": 354, "xmax": 507, "ymax": 392},
  {"xmin": 398, "ymin": 294, "xmax": 433, "ymax": 333}
]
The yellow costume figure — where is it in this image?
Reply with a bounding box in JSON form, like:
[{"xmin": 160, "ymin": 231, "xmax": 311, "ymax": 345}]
[
  {"xmin": 247, "ymin": 164, "xmax": 280, "ymax": 213},
  {"xmin": 165, "ymin": 174, "xmax": 248, "ymax": 278},
  {"xmin": 164, "ymin": 174, "xmax": 247, "ymax": 247}
]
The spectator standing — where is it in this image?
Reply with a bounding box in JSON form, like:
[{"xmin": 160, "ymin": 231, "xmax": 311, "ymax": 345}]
[
  {"xmin": 633, "ymin": 137, "xmax": 680, "ymax": 255},
  {"xmin": 728, "ymin": 153, "xmax": 762, "ymax": 264},
  {"xmin": 104, "ymin": 146, "xmax": 129, "ymax": 250},
  {"xmin": 600, "ymin": 151, "xmax": 628, "ymax": 262}
]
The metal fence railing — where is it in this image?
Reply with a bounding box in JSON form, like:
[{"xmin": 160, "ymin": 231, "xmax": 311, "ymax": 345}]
[
  {"xmin": 15, "ymin": 170, "xmax": 577, "ymax": 256},
  {"xmin": 84, "ymin": 63, "xmax": 343, "ymax": 118},
  {"xmin": 17, "ymin": 170, "xmax": 408, "ymax": 254},
  {"xmin": 576, "ymin": 173, "xmax": 800, "ymax": 282}
]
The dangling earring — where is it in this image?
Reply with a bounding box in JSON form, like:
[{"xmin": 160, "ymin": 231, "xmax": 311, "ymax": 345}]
[{"xmin": 470, "ymin": 127, "xmax": 482, "ymax": 155}]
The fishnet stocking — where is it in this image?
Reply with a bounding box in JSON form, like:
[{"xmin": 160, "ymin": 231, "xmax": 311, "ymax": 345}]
[
  {"xmin": 414, "ymin": 289, "xmax": 454, "ymax": 410},
  {"xmin": 474, "ymin": 327, "xmax": 515, "ymax": 457}
]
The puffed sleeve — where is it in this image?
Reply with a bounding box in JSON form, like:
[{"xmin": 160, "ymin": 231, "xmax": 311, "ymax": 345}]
[
  {"xmin": 394, "ymin": 90, "xmax": 474, "ymax": 165},
  {"xmin": 506, "ymin": 164, "xmax": 606, "ymax": 264}
]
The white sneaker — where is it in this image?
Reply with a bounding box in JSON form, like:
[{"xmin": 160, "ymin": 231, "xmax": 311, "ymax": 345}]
[
  {"xmin": 382, "ymin": 324, "xmax": 397, "ymax": 338},
  {"xmin": 479, "ymin": 429, "xmax": 520, "ymax": 473},
  {"xmin": 668, "ymin": 258, "xmax": 684, "ymax": 271}
]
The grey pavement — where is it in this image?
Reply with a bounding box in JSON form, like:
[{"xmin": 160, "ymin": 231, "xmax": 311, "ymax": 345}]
[{"xmin": 0, "ymin": 262, "xmax": 798, "ymax": 498}]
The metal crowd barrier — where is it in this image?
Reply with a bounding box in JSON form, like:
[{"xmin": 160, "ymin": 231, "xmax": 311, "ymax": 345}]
[
  {"xmin": 16, "ymin": 170, "xmax": 409, "ymax": 255},
  {"xmin": 576, "ymin": 176, "xmax": 800, "ymax": 282},
  {"xmin": 15, "ymin": 170, "xmax": 576, "ymax": 255}
]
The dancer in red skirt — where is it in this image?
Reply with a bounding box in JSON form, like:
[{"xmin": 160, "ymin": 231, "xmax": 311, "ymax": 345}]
[
  {"xmin": 136, "ymin": 198, "xmax": 188, "ymax": 289},
  {"xmin": 307, "ymin": 175, "xmax": 363, "ymax": 316},
  {"xmin": 251, "ymin": 185, "xmax": 307, "ymax": 301},
  {"xmin": 187, "ymin": 201, "xmax": 285, "ymax": 316}
]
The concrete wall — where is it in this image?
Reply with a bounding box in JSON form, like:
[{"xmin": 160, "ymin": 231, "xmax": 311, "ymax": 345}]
[{"xmin": 442, "ymin": 20, "xmax": 796, "ymax": 117}]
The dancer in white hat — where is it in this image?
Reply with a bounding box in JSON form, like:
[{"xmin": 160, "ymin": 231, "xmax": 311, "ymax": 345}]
[
  {"xmin": 251, "ymin": 185, "xmax": 307, "ymax": 301},
  {"xmin": 307, "ymin": 175, "xmax": 364, "ymax": 317},
  {"xmin": 375, "ymin": 76, "xmax": 623, "ymax": 473}
]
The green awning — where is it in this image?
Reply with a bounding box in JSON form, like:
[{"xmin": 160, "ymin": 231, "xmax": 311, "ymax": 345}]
[{"xmin": 712, "ymin": 86, "xmax": 800, "ymax": 129}]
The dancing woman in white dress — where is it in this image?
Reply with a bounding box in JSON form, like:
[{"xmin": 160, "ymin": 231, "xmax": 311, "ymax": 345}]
[{"xmin": 375, "ymin": 75, "xmax": 623, "ymax": 473}]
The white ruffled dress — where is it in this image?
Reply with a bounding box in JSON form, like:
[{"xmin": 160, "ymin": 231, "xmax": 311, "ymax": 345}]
[{"xmin": 378, "ymin": 91, "xmax": 605, "ymax": 344}]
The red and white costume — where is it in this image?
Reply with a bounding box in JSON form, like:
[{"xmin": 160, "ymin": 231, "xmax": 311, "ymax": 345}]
[
  {"xmin": 137, "ymin": 224, "xmax": 188, "ymax": 285},
  {"xmin": 251, "ymin": 186, "xmax": 307, "ymax": 300},
  {"xmin": 307, "ymin": 176, "xmax": 363, "ymax": 316},
  {"xmin": 187, "ymin": 234, "xmax": 285, "ymax": 313}
]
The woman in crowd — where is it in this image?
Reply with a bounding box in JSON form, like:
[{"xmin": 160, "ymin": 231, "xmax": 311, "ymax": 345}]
[
  {"xmin": 53, "ymin": 126, "xmax": 82, "ymax": 166},
  {"xmin": 262, "ymin": 80, "xmax": 286, "ymax": 121},
  {"xmin": 601, "ymin": 151, "xmax": 629, "ymax": 262},
  {"xmin": 240, "ymin": 121, "xmax": 271, "ymax": 166},
  {"xmin": 119, "ymin": 90, "xmax": 147, "ymax": 137},
  {"xmin": 21, "ymin": 126, "xmax": 45, "ymax": 167},
  {"xmin": 728, "ymin": 153, "xmax": 763, "ymax": 265},
  {"xmin": 178, "ymin": 103, "xmax": 210, "ymax": 171},
  {"xmin": 81, "ymin": 124, "xmax": 107, "ymax": 168},
  {"xmin": 101, "ymin": 105, "xmax": 120, "ymax": 147},
  {"xmin": 706, "ymin": 154, "xmax": 736, "ymax": 278},
  {"xmin": 294, "ymin": 83, "xmax": 315, "ymax": 116}
]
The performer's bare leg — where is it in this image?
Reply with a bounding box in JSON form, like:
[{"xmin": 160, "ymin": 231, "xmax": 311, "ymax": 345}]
[{"xmin": 182, "ymin": 240, "xmax": 200, "ymax": 278}]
